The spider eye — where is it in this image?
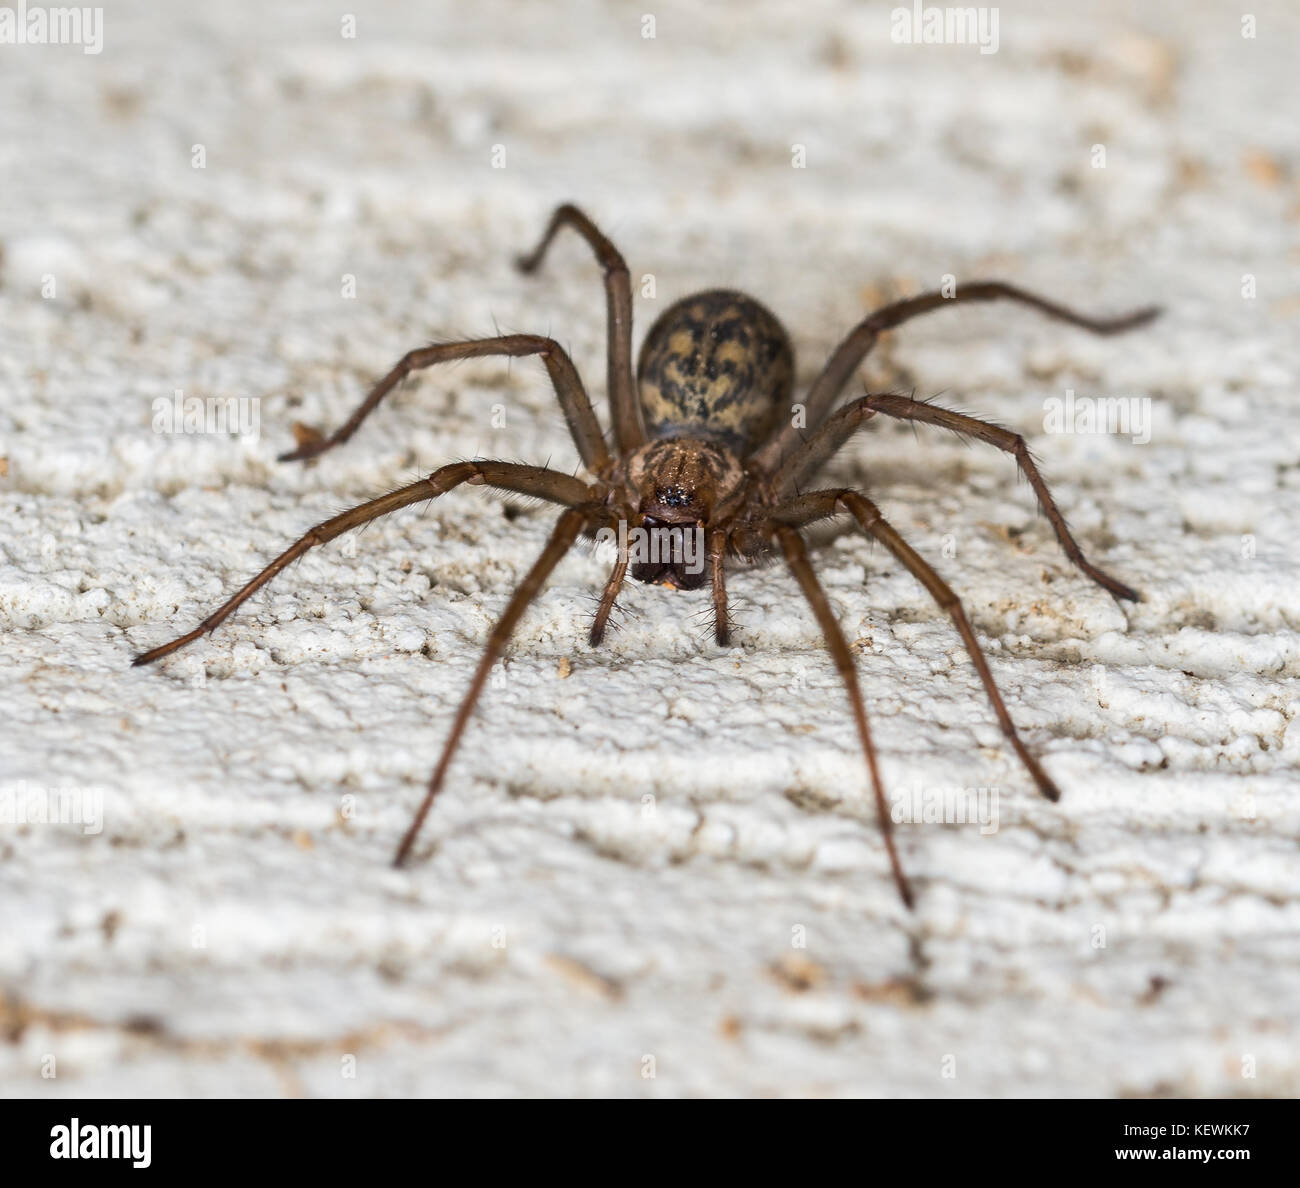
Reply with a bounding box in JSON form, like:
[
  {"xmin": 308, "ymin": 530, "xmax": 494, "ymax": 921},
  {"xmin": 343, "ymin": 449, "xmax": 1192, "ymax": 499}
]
[{"xmin": 656, "ymin": 485, "xmax": 691, "ymax": 508}]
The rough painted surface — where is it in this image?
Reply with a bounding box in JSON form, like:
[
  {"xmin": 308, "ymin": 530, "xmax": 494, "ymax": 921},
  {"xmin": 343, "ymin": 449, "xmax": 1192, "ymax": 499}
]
[{"xmin": 1, "ymin": 0, "xmax": 1297, "ymax": 1097}]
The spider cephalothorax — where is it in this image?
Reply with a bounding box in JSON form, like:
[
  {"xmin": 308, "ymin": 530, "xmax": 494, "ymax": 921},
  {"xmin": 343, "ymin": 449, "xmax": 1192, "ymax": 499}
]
[
  {"xmin": 619, "ymin": 434, "xmax": 739, "ymax": 588},
  {"xmin": 134, "ymin": 203, "xmax": 1158, "ymax": 908}
]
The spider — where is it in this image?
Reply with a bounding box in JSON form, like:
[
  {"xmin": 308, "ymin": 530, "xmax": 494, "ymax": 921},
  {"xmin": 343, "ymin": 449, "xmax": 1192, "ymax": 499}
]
[{"xmin": 133, "ymin": 203, "xmax": 1158, "ymax": 908}]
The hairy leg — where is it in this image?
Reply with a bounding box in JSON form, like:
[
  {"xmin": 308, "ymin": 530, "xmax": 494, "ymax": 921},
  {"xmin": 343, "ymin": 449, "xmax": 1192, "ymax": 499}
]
[
  {"xmin": 132, "ymin": 461, "xmax": 597, "ymax": 666},
  {"xmin": 516, "ymin": 203, "xmax": 645, "ymax": 454},
  {"xmin": 774, "ymin": 391, "xmax": 1138, "ymax": 600},
  {"xmin": 708, "ymin": 527, "xmax": 731, "ymax": 646},
  {"xmin": 393, "ymin": 504, "xmax": 596, "ymax": 865},
  {"xmin": 589, "ymin": 552, "xmax": 628, "ymax": 646},
  {"xmin": 771, "ymin": 522, "xmax": 914, "ymax": 909},
  {"xmin": 770, "ymin": 488, "xmax": 1061, "ymax": 803},
  {"xmin": 753, "ymin": 281, "xmax": 1159, "ymax": 471},
  {"xmin": 279, "ymin": 334, "xmax": 611, "ymax": 475}
]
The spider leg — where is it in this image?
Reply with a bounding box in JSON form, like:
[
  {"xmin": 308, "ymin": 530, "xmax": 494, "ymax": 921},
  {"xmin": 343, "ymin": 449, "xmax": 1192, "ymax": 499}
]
[
  {"xmin": 753, "ymin": 281, "xmax": 1159, "ymax": 471},
  {"xmin": 279, "ymin": 335, "xmax": 611, "ymax": 475},
  {"xmin": 770, "ymin": 389, "xmax": 887, "ymax": 496},
  {"xmin": 589, "ymin": 551, "xmax": 628, "ymax": 646},
  {"xmin": 515, "ymin": 203, "xmax": 646, "ymax": 453},
  {"xmin": 132, "ymin": 462, "xmax": 597, "ymax": 666},
  {"xmin": 393, "ymin": 503, "xmax": 597, "ymax": 866},
  {"xmin": 775, "ymin": 391, "xmax": 1138, "ymax": 601},
  {"xmin": 708, "ymin": 526, "xmax": 731, "ymax": 646},
  {"xmin": 769, "ymin": 522, "xmax": 914, "ymax": 910},
  {"xmin": 770, "ymin": 488, "xmax": 1062, "ymax": 804}
]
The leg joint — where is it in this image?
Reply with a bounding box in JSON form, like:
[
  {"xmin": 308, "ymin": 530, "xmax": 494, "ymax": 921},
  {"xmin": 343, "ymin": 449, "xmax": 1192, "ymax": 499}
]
[{"xmin": 836, "ymin": 490, "xmax": 880, "ymax": 529}]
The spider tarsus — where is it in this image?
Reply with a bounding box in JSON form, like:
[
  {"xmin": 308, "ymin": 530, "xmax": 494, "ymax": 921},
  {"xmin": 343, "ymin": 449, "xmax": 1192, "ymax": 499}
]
[
  {"xmin": 1022, "ymin": 756, "xmax": 1062, "ymax": 802},
  {"xmin": 277, "ymin": 443, "xmax": 326, "ymax": 464},
  {"xmin": 1085, "ymin": 566, "xmax": 1141, "ymax": 602},
  {"xmin": 392, "ymin": 824, "xmax": 422, "ymax": 868},
  {"xmin": 881, "ymin": 821, "xmax": 915, "ymax": 910},
  {"xmin": 131, "ymin": 633, "xmax": 196, "ymax": 666},
  {"xmin": 1105, "ymin": 305, "xmax": 1161, "ymax": 332}
]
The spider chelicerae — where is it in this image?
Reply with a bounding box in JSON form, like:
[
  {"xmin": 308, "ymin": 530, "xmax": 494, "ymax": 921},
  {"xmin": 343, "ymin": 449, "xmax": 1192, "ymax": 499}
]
[{"xmin": 134, "ymin": 203, "xmax": 1158, "ymax": 908}]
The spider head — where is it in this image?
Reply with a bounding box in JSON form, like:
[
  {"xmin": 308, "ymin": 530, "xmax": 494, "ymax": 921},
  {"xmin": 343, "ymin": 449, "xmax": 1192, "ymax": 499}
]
[
  {"xmin": 629, "ymin": 476, "xmax": 711, "ymax": 590},
  {"xmin": 623, "ymin": 436, "xmax": 743, "ymax": 590}
]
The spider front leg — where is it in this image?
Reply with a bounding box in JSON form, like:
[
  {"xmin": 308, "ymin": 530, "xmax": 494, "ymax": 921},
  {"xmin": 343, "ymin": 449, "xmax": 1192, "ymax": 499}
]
[
  {"xmin": 394, "ymin": 501, "xmax": 604, "ymax": 866},
  {"xmin": 515, "ymin": 203, "xmax": 646, "ymax": 453},
  {"xmin": 769, "ymin": 488, "xmax": 1061, "ymax": 804},
  {"xmin": 589, "ymin": 550, "xmax": 628, "ymax": 647},
  {"xmin": 132, "ymin": 462, "xmax": 598, "ymax": 666},
  {"xmin": 708, "ymin": 527, "xmax": 731, "ymax": 646},
  {"xmin": 279, "ymin": 334, "xmax": 611, "ymax": 476},
  {"xmin": 752, "ymin": 281, "xmax": 1159, "ymax": 471},
  {"xmin": 774, "ymin": 391, "xmax": 1139, "ymax": 602},
  {"xmin": 768, "ymin": 522, "xmax": 914, "ymax": 908}
]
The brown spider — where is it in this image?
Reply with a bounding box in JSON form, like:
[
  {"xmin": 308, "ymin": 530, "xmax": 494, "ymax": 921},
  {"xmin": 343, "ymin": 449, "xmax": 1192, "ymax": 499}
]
[{"xmin": 134, "ymin": 203, "xmax": 1158, "ymax": 908}]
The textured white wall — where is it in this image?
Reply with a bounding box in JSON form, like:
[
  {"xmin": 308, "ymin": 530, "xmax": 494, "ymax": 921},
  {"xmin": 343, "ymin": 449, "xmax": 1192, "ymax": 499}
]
[{"xmin": 1, "ymin": 0, "xmax": 1297, "ymax": 1096}]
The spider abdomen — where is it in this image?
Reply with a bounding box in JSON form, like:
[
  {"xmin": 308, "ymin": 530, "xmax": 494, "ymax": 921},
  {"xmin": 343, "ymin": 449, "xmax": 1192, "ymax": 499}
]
[{"xmin": 636, "ymin": 289, "xmax": 794, "ymax": 450}]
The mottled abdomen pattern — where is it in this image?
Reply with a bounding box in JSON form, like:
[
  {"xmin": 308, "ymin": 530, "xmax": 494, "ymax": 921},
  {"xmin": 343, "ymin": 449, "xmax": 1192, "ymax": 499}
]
[{"xmin": 636, "ymin": 289, "xmax": 794, "ymax": 450}]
